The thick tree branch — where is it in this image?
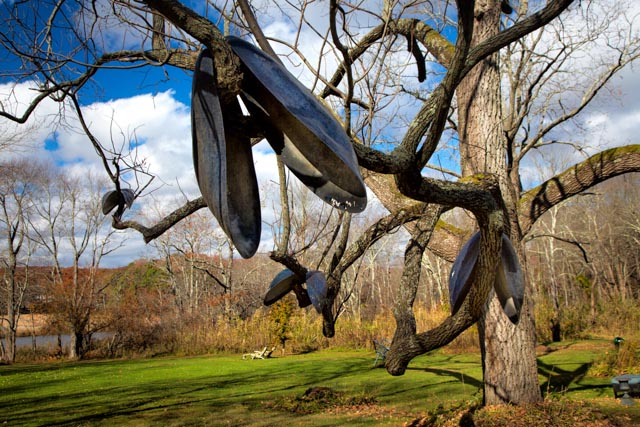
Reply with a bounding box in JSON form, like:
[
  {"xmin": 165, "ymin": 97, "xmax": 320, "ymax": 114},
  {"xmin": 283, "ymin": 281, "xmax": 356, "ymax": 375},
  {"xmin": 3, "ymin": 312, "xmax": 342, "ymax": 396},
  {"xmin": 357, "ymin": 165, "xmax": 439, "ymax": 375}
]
[
  {"xmin": 364, "ymin": 172, "xmax": 463, "ymax": 262},
  {"xmin": 319, "ymin": 18, "xmax": 454, "ymax": 100},
  {"xmin": 519, "ymin": 145, "xmax": 640, "ymax": 235},
  {"xmin": 464, "ymin": 0, "xmax": 576, "ymax": 76},
  {"xmin": 141, "ymin": 0, "xmax": 242, "ymax": 101},
  {"xmin": 113, "ymin": 197, "xmax": 207, "ymax": 243}
]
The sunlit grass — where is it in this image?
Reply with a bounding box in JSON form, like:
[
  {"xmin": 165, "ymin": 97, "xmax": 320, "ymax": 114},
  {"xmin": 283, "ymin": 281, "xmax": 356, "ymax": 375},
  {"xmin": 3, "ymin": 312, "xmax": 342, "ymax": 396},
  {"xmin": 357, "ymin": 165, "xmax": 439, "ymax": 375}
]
[{"xmin": 1, "ymin": 341, "xmax": 637, "ymax": 426}]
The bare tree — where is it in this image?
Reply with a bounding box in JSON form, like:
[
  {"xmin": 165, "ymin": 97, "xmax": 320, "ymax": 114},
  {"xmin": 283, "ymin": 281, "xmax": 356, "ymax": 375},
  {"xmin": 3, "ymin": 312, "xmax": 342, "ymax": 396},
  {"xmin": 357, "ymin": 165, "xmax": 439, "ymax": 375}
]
[
  {"xmin": 152, "ymin": 206, "xmax": 234, "ymax": 316},
  {"xmin": 0, "ymin": 159, "xmax": 40, "ymax": 363},
  {"xmin": 2, "ymin": 0, "xmax": 640, "ymax": 404},
  {"xmin": 30, "ymin": 170, "xmax": 121, "ymax": 359}
]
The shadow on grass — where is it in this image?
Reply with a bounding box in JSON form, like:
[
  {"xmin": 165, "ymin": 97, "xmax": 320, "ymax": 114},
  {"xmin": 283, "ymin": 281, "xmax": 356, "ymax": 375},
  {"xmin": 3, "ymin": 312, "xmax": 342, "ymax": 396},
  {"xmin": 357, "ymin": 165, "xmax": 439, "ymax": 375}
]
[
  {"xmin": 538, "ymin": 359, "xmax": 609, "ymax": 395},
  {"xmin": 1, "ymin": 355, "xmax": 378, "ymax": 426},
  {"xmin": 406, "ymin": 366, "xmax": 484, "ymax": 390}
]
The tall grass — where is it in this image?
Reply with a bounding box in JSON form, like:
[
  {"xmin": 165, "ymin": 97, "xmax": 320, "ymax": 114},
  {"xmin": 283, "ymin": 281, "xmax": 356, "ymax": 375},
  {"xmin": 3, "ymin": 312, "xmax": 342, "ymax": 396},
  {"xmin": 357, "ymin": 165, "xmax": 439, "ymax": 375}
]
[
  {"xmin": 14, "ymin": 303, "xmax": 482, "ymax": 362},
  {"xmin": 23, "ymin": 289, "xmax": 640, "ymax": 363},
  {"xmin": 171, "ymin": 304, "xmax": 480, "ymax": 357},
  {"xmin": 534, "ymin": 296, "xmax": 640, "ymax": 344}
]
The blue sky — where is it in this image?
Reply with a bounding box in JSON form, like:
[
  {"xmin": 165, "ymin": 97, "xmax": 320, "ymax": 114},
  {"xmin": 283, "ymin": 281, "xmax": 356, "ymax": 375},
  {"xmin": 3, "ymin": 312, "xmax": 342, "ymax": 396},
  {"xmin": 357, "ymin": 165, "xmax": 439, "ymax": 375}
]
[{"xmin": 1, "ymin": 0, "xmax": 639, "ymax": 267}]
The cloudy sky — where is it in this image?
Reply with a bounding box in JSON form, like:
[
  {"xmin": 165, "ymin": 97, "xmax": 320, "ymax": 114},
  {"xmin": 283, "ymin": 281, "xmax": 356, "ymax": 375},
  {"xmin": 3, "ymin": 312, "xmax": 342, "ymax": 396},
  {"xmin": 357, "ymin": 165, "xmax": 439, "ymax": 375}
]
[{"xmin": 1, "ymin": 0, "xmax": 638, "ymax": 267}]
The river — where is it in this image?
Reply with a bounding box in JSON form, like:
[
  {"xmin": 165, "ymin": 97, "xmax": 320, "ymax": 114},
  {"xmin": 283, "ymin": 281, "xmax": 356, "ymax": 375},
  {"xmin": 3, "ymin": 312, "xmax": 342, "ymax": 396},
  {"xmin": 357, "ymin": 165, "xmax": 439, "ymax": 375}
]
[{"xmin": 5, "ymin": 332, "xmax": 114, "ymax": 349}]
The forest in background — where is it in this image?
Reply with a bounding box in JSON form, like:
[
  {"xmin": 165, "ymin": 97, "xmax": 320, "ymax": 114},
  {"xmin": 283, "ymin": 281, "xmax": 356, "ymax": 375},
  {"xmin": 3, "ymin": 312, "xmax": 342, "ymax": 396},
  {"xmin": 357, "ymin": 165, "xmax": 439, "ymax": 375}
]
[{"xmin": 3, "ymin": 172, "xmax": 638, "ymax": 363}]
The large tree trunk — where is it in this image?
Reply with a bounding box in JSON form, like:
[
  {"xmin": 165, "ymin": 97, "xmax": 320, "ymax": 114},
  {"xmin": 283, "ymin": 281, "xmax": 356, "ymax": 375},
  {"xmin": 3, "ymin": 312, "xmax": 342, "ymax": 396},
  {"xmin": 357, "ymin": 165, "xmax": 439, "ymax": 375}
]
[
  {"xmin": 69, "ymin": 330, "xmax": 84, "ymax": 360},
  {"xmin": 457, "ymin": 0, "xmax": 542, "ymax": 405}
]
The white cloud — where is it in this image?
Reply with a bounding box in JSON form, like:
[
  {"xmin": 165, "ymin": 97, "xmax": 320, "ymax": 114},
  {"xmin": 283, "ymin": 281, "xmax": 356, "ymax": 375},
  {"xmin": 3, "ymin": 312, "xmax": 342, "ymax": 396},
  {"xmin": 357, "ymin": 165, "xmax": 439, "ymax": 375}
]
[{"xmin": 0, "ymin": 81, "xmax": 289, "ymax": 266}]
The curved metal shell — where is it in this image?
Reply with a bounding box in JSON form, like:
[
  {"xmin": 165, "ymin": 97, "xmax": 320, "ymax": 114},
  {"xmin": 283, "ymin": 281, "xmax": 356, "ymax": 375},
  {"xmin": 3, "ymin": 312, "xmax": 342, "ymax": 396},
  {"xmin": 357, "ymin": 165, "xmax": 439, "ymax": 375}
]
[
  {"xmin": 227, "ymin": 36, "xmax": 367, "ymax": 213},
  {"xmin": 305, "ymin": 270, "xmax": 328, "ymax": 314},
  {"xmin": 192, "ymin": 48, "xmax": 261, "ymax": 259},
  {"xmin": 494, "ymin": 234, "xmax": 525, "ymax": 324},
  {"xmin": 101, "ymin": 188, "xmax": 135, "ymax": 215},
  {"xmin": 121, "ymin": 188, "xmax": 135, "ymax": 209},
  {"xmin": 449, "ymin": 231, "xmax": 481, "ymax": 315},
  {"xmin": 101, "ymin": 190, "xmax": 120, "ymax": 215},
  {"xmin": 264, "ymin": 269, "xmax": 298, "ymax": 306}
]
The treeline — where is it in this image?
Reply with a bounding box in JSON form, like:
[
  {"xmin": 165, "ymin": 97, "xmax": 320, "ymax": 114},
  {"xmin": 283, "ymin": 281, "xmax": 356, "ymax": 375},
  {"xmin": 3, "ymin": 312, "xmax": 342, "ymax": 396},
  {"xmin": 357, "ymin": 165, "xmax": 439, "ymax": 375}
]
[{"xmin": 0, "ymin": 169, "xmax": 640, "ymax": 361}]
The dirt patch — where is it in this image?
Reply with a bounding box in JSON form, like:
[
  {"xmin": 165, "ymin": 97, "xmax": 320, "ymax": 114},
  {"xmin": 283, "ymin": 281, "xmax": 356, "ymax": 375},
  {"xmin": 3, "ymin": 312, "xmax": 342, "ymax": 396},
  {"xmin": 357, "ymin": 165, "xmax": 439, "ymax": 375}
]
[{"xmin": 264, "ymin": 386, "xmax": 378, "ymax": 415}]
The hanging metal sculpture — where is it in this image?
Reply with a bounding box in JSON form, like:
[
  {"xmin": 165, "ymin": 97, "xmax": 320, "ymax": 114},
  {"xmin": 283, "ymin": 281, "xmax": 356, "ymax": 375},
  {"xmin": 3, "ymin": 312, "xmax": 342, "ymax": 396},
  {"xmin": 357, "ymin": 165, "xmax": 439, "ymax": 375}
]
[
  {"xmin": 190, "ymin": 37, "xmax": 367, "ymax": 260},
  {"xmin": 264, "ymin": 269, "xmax": 300, "ymax": 306},
  {"xmin": 191, "ymin": 47, "xmax": 261, "ymax": 259},
  {"xmin": 448, "ymin": 231, "xmax": 481, "ymax": 316},
  {"xmin": 449, "ymin": 232, "xmax": 525, "ymax": 323},
  {"xmin": 264, "ymin": 268, "xmax": 328, "ymax": 314},
  {"xmin": 494, "ymin": 234, "xmax": 525, "ymax": 323},
  {"xmin": 226, "ymin": 36, "xmax": 367, "ymax": 213},
  {"xmin": 101, "ymin": 188, "xmax": 135, "ymax": 220},
  {"xmin": 304, "ymin": 271, "xmax": 328, "ymax": 314}
]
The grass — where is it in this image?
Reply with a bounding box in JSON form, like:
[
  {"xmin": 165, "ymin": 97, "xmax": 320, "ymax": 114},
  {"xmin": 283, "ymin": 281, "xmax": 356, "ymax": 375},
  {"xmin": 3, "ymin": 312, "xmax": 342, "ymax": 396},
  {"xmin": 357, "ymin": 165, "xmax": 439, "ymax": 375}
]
[{"xmin": 1, "ymin": 341, "xmax": 639, "ymax": 426}]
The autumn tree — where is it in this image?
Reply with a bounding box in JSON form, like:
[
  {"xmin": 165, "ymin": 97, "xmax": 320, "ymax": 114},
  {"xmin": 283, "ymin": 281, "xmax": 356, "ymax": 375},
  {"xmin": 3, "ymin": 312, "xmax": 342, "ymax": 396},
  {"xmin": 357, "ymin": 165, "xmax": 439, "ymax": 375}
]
[
  {"xmin": 0, "ymin": 159, "xmax": 40, "ymax": 363},
  {"xmin": 30, "ymin": 170, "xmax": 121, "ymax": 359},
  {"xmin": 2, "ymin": 0, "xmax": 640, "ymax": 405}
]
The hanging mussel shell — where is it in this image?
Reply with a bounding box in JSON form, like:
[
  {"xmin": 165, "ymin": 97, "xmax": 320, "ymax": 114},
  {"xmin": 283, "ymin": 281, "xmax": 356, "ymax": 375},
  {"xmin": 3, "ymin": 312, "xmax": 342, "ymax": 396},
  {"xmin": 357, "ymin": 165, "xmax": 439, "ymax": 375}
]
[
  {"xmin": 305, "ymin": 270, "xmax": 328, "ymax": 314},
  {"xmin": 448, "ymin": 231, "xmax": 480, "ymax": 316},
  {"xmin": 101, "ymin": 188, "xmax": 135, "ymax": 216},
  {"xmin": 448, "ymin": 231, "xmax": 524, "ymax": 324},
  {"xmin": 264, "ymin": 269, "xmax": 298, "ymax": 306},
  {"xmin": 226, "ymin": 36, "xmax": 367, "ymax": 213},
  {"xmin": 494, "ymin": 234, "xmax": 524, "ymax": 324},
  {"xmin": 191, "ymin": 48, "xmax": 261, "ymax": 259}
]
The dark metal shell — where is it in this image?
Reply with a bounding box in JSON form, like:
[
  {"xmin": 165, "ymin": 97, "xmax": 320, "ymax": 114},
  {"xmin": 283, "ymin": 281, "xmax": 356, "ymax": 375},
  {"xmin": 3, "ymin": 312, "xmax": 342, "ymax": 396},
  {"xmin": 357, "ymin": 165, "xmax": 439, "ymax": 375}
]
[
  {"xmin": 264, "ymin": 269, "xmax": 298, "ymax": 306},
  {"xmin": 121, "ymin": 188, "xmax": 135, "ymax": 209},
  {"xmin": 449, "ymin": 231, "xmax": 525, "ymax": 323},
  {"xmin": 101, "ymin": 188, "xmax": 135, "ymax": 215},
  {"xmin": 101, "ymin": 190, "xmax": 119, "ymax": 215},
  {"xmin": 305, "ymin": 270, "xmax": 328, "ymax": 314},
  {"xmin": 494, "ymin": 234, "xmax": 525, "ymax": 324},
  {"xmin": 226, "ymin": 36, "xmax": 367, "ymax": 213},
  {"xmin": 448, "ymin": 231, "xmax": 480, "ymax": 315},
  {"xmin": 192, "ymin": 48, "xmax": 261, "ymax": 259}
]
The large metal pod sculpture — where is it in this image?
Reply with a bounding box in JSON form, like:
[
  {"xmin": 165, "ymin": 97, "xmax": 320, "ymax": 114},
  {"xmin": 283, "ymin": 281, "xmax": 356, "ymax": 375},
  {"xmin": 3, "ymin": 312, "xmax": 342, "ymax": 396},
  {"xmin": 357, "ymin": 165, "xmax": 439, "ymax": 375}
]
[
  {"xmin": 305, "ymin": 271, "xmax": 328, "ymax": 314},
  {"xmin": 495, "ymin": 235, "xmax": 525, "ymax": 323},
  {"xmin": 191, "ymin": 48, "xmax": 261, "ymax": 259},
  {"xmin": 264, "ymin": 269, "xmax": 299, "ymax": 306},
  {"xmin": 264, "ymin": 268, "xmax": 329, "ymax": 309},
  {"xmin": 448, "ymin": 232, "xmax": 524, "ymax": 324},
  {"xmin": 226, "ymin": 36, "xmax": 367, "ymax": 213},
  {"xmin": 448, "ymin": 232, "xmax": 480, "ymax": 316},
  {"xmin": 102, "ymin": 188, "xmax": 135, "ymax": 218}
]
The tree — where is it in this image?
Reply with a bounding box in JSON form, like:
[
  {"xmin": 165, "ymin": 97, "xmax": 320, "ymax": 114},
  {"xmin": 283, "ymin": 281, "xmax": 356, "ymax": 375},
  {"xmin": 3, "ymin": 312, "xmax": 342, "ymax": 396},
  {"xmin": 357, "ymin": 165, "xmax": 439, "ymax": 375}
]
[
  {"xmin": 0, "ymin": 159, "xmax": 40, "ymax": 363},
  {"xmin": 2, "ymin": 0, "xmax": 640, "ymax": 405},
  {"xmin": 152, "ymin": 207, "xmax": 233, "ymax": 316},
  {"xmin": 30, "ymin": 170, "xmax": 121, "ymax": 359}
]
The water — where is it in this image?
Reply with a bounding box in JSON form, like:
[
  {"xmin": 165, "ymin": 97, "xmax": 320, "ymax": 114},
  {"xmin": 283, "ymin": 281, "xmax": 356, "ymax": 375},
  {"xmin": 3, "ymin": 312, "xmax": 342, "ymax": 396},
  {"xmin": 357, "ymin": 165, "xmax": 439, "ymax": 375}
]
[{"xmin": 7, "ymin": 332, "xmax": 114, "ymax": 349}]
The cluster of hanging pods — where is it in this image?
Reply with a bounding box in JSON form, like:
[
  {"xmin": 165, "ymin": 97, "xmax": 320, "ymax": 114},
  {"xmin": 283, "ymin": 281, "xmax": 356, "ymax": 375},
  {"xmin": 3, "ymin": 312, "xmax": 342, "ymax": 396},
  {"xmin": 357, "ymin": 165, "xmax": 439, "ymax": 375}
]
[
  {"xmin": 448, "ymin": 232, "xmax": 525, "ymax": 323},
  {"xmin": 191, "ymin": 37, "xmax": 367, "ymax": 259},
  {"xmin": 191, "ymin": 36, "xmax": 369, "ymax": 313}
]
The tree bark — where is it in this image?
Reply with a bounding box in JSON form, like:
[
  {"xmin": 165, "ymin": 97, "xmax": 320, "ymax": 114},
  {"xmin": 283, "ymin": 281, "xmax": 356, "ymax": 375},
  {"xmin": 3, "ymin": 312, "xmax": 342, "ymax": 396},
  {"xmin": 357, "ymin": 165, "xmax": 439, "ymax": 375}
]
[{"xmin": 456, "ymin": 0, "xmax": 541, "ymax": 405}]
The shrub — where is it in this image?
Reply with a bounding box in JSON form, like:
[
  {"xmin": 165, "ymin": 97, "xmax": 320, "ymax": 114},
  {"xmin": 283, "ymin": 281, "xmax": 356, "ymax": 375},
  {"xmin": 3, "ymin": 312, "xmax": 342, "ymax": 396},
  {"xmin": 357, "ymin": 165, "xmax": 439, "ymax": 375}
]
[{"xmin": 589, "ymin": 339, "xmax": 640, "ymax": 377}]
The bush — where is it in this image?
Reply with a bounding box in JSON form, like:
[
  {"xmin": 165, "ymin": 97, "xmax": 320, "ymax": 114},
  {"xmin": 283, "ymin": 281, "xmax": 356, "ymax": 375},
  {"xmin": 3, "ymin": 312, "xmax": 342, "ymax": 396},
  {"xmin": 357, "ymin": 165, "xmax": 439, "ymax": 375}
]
[
  {"xmin": 534, "ymin": 299, "xmax": 591, "ymax": 343},
  {"xmin": 589, "ymin": 339, "xmax": 640, "ymax": 377}
]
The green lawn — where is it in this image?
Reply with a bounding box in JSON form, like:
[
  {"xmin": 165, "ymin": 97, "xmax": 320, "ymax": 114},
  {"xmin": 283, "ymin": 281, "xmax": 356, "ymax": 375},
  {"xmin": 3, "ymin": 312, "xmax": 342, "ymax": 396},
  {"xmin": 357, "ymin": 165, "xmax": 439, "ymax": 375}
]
[{"xmin": 0, "ymin": 342, "xmax": 635, "ymax": 426}]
